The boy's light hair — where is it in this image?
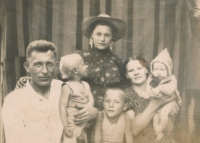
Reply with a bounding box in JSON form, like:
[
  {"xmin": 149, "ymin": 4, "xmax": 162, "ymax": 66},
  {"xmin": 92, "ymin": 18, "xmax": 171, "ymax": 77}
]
[
  {"xmin": 59, "ymin": 54, "xmax": 82, "ymax": 79},
  {"xmin": 105, "ymin": 87, "xmax": 128, "ymax": 103}
]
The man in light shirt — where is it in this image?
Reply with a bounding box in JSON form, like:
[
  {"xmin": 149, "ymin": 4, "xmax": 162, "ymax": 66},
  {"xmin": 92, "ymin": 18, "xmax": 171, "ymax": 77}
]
[{"xmin": 2, "ymin": 40, "xmax": 63, "ymax": 143}]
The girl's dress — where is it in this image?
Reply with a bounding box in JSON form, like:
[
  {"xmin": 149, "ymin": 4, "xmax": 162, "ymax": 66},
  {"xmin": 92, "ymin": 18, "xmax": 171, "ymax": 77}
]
[
  {"xmin": 102, "ymin": 111, "xmax": 125, "ymax": 143},
  {"xmin": 76, "ymin": 48, "xmax": 128, "ymax": 110},
  {"xmin": 125, "ymin": 87, "xmax": 172, "ymax": 143}
]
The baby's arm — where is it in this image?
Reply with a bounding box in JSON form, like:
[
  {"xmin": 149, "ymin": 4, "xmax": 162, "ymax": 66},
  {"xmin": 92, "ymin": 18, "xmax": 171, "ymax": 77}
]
[
  {"xmin": 124, "ymin": 113, "xmax": 134, "ymax": 143},
  {"xmin": 59, "ymin": 84, "xmax": 73, "ymax": 137},
  {"xmin": 158, "ymin": 75, "xmax": 177, "ymax": 96},
  {"xmin": 87, "ymin": 83, "xmax": 94, "ymax": 107},
  {"xmin": 94, "ymin": 111, "xmax": 103, "ymax": 143}
]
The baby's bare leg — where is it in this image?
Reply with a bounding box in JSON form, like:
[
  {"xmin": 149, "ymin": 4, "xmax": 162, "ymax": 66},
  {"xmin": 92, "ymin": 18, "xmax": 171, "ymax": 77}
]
[
  {"xmin": 153, "ymin": 101, "xmax": 175, "ymax": 141},
  {"xmin": 67, "ymin": 107, "xmax": 87, "ymax": 137}
]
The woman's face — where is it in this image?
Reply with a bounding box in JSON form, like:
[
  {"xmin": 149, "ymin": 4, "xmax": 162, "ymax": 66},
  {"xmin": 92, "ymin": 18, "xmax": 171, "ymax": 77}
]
[
  {"xmin": 91, "ymin": 25, "xmax": 113, "ymax": 50},
  {"xmin": 125, "ymin": 60, "xmax": 148, "ymax": 85}
]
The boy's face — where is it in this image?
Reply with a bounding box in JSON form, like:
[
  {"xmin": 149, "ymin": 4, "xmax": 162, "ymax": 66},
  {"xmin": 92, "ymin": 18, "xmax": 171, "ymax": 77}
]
[
  {"xmin": 153, "ymin": 62, "xmax": 168, "ymax": 79},
  {"xmin": 103, "ymin": 89, "xmax": 127, "ymax": 119}
]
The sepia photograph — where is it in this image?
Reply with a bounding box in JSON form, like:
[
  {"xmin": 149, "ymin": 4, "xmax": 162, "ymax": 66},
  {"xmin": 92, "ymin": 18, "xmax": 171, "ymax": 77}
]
[{"xmin": 0, "ymin": 0, "xmax": 200, "ymax": 143}]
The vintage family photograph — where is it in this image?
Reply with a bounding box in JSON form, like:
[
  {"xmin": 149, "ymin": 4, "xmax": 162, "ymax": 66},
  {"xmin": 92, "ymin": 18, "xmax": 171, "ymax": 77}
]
[{"xmin": 0, "ymin": 0, "xmax": 200, "ymax": 143}]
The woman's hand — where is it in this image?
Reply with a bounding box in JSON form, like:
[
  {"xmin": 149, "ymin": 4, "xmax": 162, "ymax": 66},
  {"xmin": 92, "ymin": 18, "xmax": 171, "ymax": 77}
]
[
  {"xmin": 73, "ymin": 105, "xmax": 98, "ymax": 125},
  {"xmin": 150, "ymin": 95, "xmax": 175, "ymax": 110},
  {"xmin": 15, "ymin": 76, "xmax": 31, "ymax": 89}
]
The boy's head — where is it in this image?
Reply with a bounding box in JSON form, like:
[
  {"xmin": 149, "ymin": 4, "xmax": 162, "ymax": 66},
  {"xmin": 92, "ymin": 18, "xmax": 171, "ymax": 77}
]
[
  {"xmin": 59, "ymin": 54, "xmax": 88, "ymax": 79},
  {"xmin": 151, "ymin": 48, "xmax": 173, "ymax": 77},
  {"xmin": 103, "ymin": 88, "xmax": 128, "ymax": 119}
]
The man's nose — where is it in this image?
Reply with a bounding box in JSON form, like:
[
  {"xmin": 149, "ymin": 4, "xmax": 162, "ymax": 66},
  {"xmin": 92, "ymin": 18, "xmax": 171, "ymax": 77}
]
[{"xmin": 41, "ymin": 64, "xmax": 48, "ymax": 74}]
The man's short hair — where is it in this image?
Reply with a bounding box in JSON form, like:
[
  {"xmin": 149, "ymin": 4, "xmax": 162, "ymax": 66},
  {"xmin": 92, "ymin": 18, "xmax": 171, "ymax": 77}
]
[{"xmin": 26, "ymin": 40, "xmax": 57, "ymax": 60}]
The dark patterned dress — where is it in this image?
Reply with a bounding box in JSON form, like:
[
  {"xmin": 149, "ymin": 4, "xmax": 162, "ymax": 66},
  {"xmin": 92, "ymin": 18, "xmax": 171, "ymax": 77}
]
[
  {"xmin": 125, "ymin": 87, "xmax": 171, "ymax": 143},
  {"xmin": 76, "ymin": 48, "xmax": 128, "ymax": 110}
]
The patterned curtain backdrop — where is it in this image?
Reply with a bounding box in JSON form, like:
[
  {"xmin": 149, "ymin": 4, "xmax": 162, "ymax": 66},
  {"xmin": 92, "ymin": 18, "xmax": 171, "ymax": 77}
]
[{"xmin": 0, "ymin": 0, "xmax": 196, "ymax": 142}]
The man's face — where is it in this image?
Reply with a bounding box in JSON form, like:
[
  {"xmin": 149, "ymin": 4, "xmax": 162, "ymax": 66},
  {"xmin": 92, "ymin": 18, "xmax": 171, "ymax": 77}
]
[{"xmin": 24, "ymin": 50, "xmax": 57, "ymax": 87}]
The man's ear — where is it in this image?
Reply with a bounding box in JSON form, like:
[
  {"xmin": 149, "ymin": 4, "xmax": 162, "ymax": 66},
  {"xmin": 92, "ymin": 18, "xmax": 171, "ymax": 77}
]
[
  {"xmin": 23, "ymin": 62, "xmax": 29, "ymax": 73},
  {"xmin": 55, "ymin": 61, "xmax": 59, "ymax": 71}
]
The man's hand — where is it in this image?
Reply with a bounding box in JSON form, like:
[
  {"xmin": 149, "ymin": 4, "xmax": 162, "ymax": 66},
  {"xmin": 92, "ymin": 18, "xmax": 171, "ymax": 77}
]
[
  {"xmin": 15, "ymin": 76, "xmax": 31, "ymax": 89},
  {"xmin": 73, "ymin": 105, "xmax": 98, "ymax": 125}
]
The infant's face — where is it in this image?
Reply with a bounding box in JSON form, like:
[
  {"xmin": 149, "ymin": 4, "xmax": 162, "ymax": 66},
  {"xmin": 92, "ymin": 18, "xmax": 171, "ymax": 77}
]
[
  {"xmin": 103, "ymin": 90, "xmax": 126, "ymax": 119},
  {"xmin": 75, "ymin": 57, "xmax": 88, "ymax": 78},
  {"xmin": 153, "ymin": 62, "xmax": 168, "ymax": 79}
]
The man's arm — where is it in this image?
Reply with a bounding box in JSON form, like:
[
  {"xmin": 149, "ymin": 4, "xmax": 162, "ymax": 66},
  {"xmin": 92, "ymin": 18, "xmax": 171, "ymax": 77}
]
[{"xmin": 2, "ymin": 94, "xmax": 26, "ymax": 143}]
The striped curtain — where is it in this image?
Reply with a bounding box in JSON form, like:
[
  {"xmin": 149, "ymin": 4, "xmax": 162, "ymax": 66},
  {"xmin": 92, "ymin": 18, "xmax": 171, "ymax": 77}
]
[{"xmin": 0, "ymin": 0, "xmax": 195, "ymax": 142}]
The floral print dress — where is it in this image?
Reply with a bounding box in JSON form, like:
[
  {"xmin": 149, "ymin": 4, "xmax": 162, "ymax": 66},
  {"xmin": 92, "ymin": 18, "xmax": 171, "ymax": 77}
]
[
  {"xmin": 76, "ymin": 48, "xmax": 128, "ymax": 110},
  {"xmin": 125, "ymin": 87, "xmax": 171, "ymax": 143}
]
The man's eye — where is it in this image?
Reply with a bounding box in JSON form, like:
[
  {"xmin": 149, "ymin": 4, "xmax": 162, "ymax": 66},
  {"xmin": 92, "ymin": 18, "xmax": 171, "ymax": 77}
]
[
  {"xmin": 47, "ymin": 63, "xmax": 54, "ymax": 67},
  {"xmin": 34, "ymin": 63, "xmax": 42, "ymax": 67}
]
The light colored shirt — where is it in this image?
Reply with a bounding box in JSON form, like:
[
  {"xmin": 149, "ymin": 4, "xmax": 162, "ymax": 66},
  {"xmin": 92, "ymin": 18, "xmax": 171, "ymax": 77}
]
[
  {"xmin": 102, "ymin": 111, "xmax": 125, "ymax": 143},
  {"xmin": 2, "ymin": 79, "xmax": 63, "ymax": 143}
]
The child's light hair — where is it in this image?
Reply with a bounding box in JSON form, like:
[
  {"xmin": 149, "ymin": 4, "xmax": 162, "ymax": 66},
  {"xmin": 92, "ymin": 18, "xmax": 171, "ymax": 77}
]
[
  {"xmin": 105, "ymin": 87, "xmax": 128, "ymax": 103},
  {"xmin": 59, "ymin": 54, "xmax": 82, "ymax": 79}
]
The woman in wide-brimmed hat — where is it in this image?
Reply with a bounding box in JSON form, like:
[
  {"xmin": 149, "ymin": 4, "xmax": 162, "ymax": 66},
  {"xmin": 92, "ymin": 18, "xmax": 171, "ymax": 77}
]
[{"xmin": 75, "ymin": 14, "xmax": 128, "ymax": 111}]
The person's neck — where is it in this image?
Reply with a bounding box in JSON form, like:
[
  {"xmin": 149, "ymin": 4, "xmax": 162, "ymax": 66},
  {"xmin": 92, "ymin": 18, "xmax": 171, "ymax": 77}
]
[
  {"xmin": 132, "ymin": 80, "xmax": 147, "ymax": 93},
  {"xmin": 30, "ymin": 80, "xmax": 50, "ymax": 99},
  {"xmin": 106, "ymin": 114, "xmax": 121, "ymax": 124},
  {"xmin": 70, "ymin": 76, "xmax": 82, "ymax": 82}
]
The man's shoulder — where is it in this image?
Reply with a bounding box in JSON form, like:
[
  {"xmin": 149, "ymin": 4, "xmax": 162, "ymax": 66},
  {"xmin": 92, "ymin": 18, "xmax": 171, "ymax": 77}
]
[
  {"xmin": 3, "ymin": 88, "xmax": 26, "ymax": 105},
  {"xmin": 51, "ymin": 79, "xmax": 62, "ymax": 87}
]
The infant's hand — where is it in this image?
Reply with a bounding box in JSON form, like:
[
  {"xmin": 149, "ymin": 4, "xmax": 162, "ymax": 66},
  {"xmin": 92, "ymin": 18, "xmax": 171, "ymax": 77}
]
[{"xmin": 64, "ymin": 126, "xmax": 74, "ymax": 138}]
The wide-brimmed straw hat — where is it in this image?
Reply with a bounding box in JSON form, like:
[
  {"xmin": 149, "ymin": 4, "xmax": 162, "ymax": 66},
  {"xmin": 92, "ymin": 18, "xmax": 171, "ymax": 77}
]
[{"xmin": 82, "ymin": 14, "xmax": 126, "ymax": 41}]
